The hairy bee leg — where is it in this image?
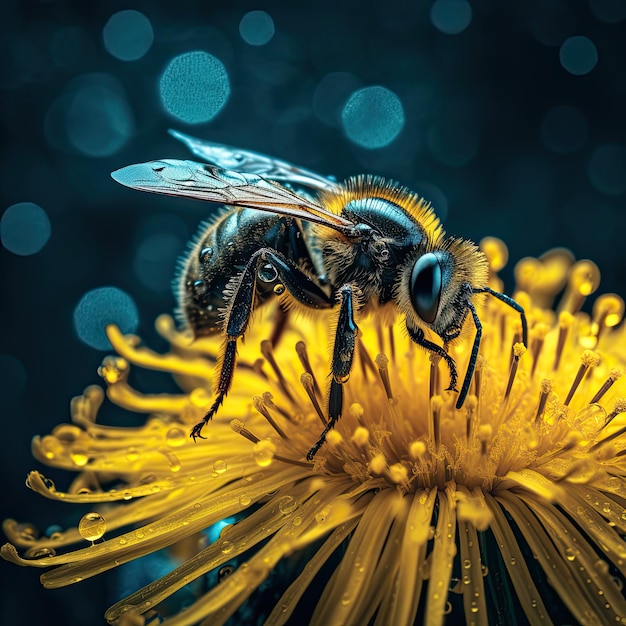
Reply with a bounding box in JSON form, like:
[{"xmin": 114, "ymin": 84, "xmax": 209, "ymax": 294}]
[
  {"xmin": 191, "ymin": 247, "xmax": 332, "ymax": 441},
  {"xmin": 474, "ymin": 286, "xmax": 528, "ymax": 347},
  {"xmin": 307, "ymin": 285, "xmax": 358, "ymax": 461},
  {"xmin": 456, "ymin": 301, "xmax": 482, "ymax": 409},
  {"xmin": 406, "ymin": 325, "xmax": 459, "ymax": 393}
]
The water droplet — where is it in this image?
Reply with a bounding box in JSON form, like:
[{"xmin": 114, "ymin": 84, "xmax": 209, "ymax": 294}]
[
  {"xmin": 258, "ymin": 262, "xmax": 278, "ymax": 283},
  {"xmin": 292, "ymin": 515, "xmax": 302, "ymax": 527},
  {"xmin": 315, "ymin": 505, "xmax": 331, "ymax": 523},
  {"xmin": 566, "ymin": 547, "xmax": 577, "ymax": 561},
  {"xmin": 221, "ymin": 540, "xmax": 234, "ymax": 554},
  {"xmin": 510, "ymin": 557, "xmax": 517, "ymax": 566},
  {"xmin": 199, "ymin": 246, "xmax": 213, "ymax": 263},
  {"xmin": 273, "ymin": 283, "xmax": 285, "ymax": 295},
  {"xmin": 213, "ymin": 459, "xmax": 227, "ymax": 474},
  {"xmin": 341, "ymin": 592, "xmax": 351, "ymax": 606},
  {"xmin": 278, "ymin": 495, "xmax": 296, "ymax": 514},
  {"xmin": 463, "ymin": 559, "xmax": 471, "ymax": 569},
  {"xmin": 239, "ymin": 494, "xmax": 252, "ymax": 506},
  {"xmin": 78, "ymin": 512, "xmax": 106, "ymax": 542},
  {"xmin": 166, "ymin": 427, "xmax": 186, "ymax": 447},
  {"xmin": 253, "ymin": 440, "xmax": 275, "ymax": 467}
]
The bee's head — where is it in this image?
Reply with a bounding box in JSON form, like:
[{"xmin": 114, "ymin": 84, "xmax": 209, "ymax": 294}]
[{"xmin": 400, "ymin": 238, "xmax": 489, "ymax": 339}]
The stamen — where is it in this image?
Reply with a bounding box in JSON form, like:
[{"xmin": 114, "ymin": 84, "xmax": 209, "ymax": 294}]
[
  {"xmin": 473, "ymin": 356, "xmax": 484, "ymax": 403},
  {"xmin": 535, "ymin": 379, "xmax": 552, "ymax": 423},
  {"xmin": 300, "ymin": 373, "xmax": 327, "ymax": 426},
  {"xmin": 252, "ymin": 358, "xmax": 268, "ymax": 380},
  {"xmin": 430, "ymin": 396, "xmax": 443, "ymax": 451},
  {"xmin": 252, "ymin": 396, "xmax": 287, "ymax": 439},
  {"xmin": 262, "ymin": 391, "xmax": 293, "ymax": 422},
  {"xmin": 295, "ymin": 341, "xmax": 320, "ymax": 396},
  {"xmin": 375, "ymin": 354, "xmax": 393, "ymax": 400},
  {"xmin": 589, "ymin": 423, "xmax": 626, "ymax": 453},
  {"xmin": 589, "ymin": 368, "xmax": 623, "ymax": 404},
  {"xmin": 563, "ymin": 351, "xmax": 601, "ymax": 407},
  {"xmin": 464, "ymin": 395, "xmax": 477, "ymax": 441},
  {"xmin": 529, "ymin": 324, "xmax": 549, "ymax": 378},
  {"xmin": 357, "ymin": 340, "xmax": 377, "ymax": 377},
  {"xmin": 429, "ymin": 353, "xmax": 440, "ymax": 399},
  {"xmin": 582, "ymin": 294, "xmax": 626, "ymax": 348},
  {"xmin": 478, "ymin": 424, "xmax": 492, "ymax": 456},
  {"xmin": 503, "ymin": 343, "xmax": 526, "ymax": 404},
  {"xmin": 601, "ymin": 399, "xmax": 626, "ymax": 430},
  {"xmin": 559, "ymin": 260, "xmax": 600, "ymax": 315},
  {"xmin": 552, "ymin": 312, "xmax": 573, "ymax": 372},
  {"xmin": 230, "ymin": 419, "xmax": 260, "ymax": 444},
  {"xmin": 260, "ymin": 340, "xmax": 295, "ymax": 404},
  {"xmin": 230, "ymin": 419, "xmax": 310, "ymax": 467}
]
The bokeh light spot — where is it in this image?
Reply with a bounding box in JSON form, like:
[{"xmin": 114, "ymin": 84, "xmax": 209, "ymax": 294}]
[
  {"xmin": 73, "ymin": 287, "xmax": 139, "ymax": 350},
  {"xmin": 540, "ymin": 105, "xmax": 588, "ymax": 154},
  {"xmin": 0, "ymin": 354, "xmax": 27, "ymax": 400},
  {"xmin": 103, "ymin": 10, "xmax": 154, "ymax": 62},
  {"xmin": 587, "ymin": 144, "xmax": 626, "ymax": 196},
  {"xmin": 430, "ymin": 0, "xmax": 472, "ymax": 35},
  {"xmin": 559, "ymin": 36, "xmax": 598, "ymax": 76},
  {"xmin": 341, "ymin": 86, "xmax": 405, "ymax": 149},
  {"xmin": 239, "ymin": 11, "xmax": 275, "ymax": 46},
  {"xmin": 590, "ymin": 0, "xmax": 626, "ymax": 23},
  {"xmin": 60, "ymin": 74, "xmax": 133, "ymax": 157},
  {"xmin": 1, "ymin": 202, "xmax": 51, "ymax": 256},
  {"xmin": 159, "ymin": 51, "xmax": 230, "ymax": 124}
]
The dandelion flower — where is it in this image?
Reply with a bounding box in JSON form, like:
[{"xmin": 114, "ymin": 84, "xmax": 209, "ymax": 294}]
[{"xmin": 3, "ymin": 240, "xmax": 626, "ymax": 625}]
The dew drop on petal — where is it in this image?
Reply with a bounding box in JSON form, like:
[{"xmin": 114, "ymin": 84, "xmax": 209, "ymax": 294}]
[
  {"xmin": 278, "ymin": 495, "xmax": 296, "ymax": 514},
  {"xmin": 213, "ymin": 459, "xmax": 227, "ymax": 474},
  {"xmin": 78, "ymin": 512, "xmax": 107, "ymax": 542},
  {"xmin": 166, "ymin": 427, "xmax": 186, "ymax": 447}
]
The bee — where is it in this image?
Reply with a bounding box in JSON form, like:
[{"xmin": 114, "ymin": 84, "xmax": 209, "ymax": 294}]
[{"xmin": 112, "ymin": 130, "xmax": 527, "ymax": 460}]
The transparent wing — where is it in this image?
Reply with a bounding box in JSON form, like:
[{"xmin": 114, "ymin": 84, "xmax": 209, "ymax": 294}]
[
  {"xmin": 169, "ymin": 129, "xmax": 339, "ymax": 192},
  {"xmin": 111, "ymin": 159, "xmax": 354, "ymax": 232}
]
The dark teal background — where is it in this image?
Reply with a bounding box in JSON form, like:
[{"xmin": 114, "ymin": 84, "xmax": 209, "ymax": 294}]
[{"xmin": 1, "ymin": 1, "xmax": 625, "ymax": 624}]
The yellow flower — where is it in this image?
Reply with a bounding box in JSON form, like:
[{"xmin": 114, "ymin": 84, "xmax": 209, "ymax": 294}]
[{"xmin": 3, "ymin": 239, "xmax": 626, "ymax": 625}]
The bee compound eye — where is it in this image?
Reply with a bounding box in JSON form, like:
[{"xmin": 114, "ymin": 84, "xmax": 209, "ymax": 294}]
[
  {"xmin": 258, "ymin": 262, "xmax": 278, "ymax": 283},
  {"xmin": 410, "ymin": 252, "xmax": 442, "ymax": 324}
]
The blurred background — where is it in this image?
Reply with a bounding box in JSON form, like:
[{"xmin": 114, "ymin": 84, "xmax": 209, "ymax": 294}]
[{"xmin": 1, "ymin": 0, "xmax": 625, "ymax": 623}]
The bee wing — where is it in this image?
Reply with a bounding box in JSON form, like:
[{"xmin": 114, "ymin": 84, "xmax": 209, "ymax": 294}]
[
  {"xmin": 111, "ymin": 159, "xmax": 354, "ymax": 231},
  {"xmin": 168, "ymin": 129, "xmax": 339, "ymax": 193}
]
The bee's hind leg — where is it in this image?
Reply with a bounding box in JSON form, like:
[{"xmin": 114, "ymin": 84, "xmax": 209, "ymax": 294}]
[{"xmin": 307, "ymin": 285, "xmax": 359, "ymax": 461}]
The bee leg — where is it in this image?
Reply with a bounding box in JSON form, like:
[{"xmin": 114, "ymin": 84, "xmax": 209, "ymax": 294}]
[
  {"xmin": 307, "ymin": 285, "xmax": 358, "ymax": 461},
  {"xmin": 455, "ymin": 301, "xmax": 482, "ymax": 409},
  {"xmin": 406, "ymin": 325, "xmax": 459, "ymax": 393},
  {"xmin": 473, "ymin": 286, "xmax": 528, "ymax": 346},
  {"xmin": 191, "ymin": 248, "xmax": 332, "ymax": 441}
]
